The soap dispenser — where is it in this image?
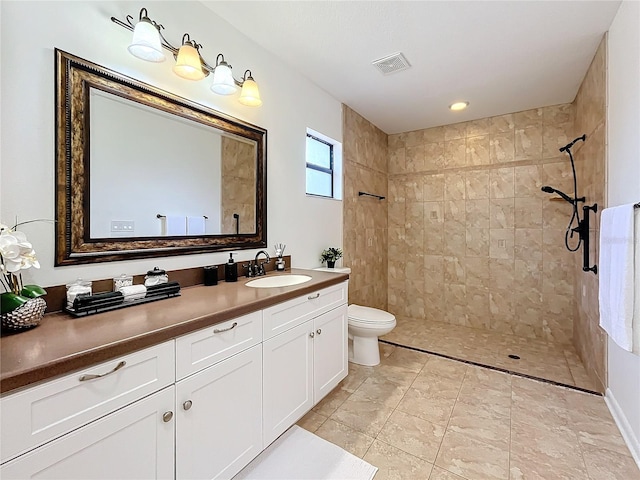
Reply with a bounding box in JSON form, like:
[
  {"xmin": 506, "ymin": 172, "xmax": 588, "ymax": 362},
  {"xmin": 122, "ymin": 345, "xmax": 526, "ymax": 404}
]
[{"xmin": 225, "ymin": 253, "xmax": 238, "ymax": 282}]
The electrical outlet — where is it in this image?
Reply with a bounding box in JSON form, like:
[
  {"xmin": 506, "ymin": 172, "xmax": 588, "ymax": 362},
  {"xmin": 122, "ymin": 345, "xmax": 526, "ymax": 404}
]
[
  {"xmin": 111, "ymin": 221, "xmax": 135, "ymax": 234},
  {"xmin": 430, "ymin": 210, "xmax": 438, "ymax": 220},
  {"xmin": 498, "ymin": 239, "xmax": 506, "ymax": 248},
  {"xmin": 367, "ymin": 237, "xmax": 373, "ymax": 247}
]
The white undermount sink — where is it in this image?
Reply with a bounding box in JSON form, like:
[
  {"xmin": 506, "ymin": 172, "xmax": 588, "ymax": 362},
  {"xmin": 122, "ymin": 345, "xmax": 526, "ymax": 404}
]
[{"xmin": 245, "ymin": 274, "xmax": 312, "ymax": 288}]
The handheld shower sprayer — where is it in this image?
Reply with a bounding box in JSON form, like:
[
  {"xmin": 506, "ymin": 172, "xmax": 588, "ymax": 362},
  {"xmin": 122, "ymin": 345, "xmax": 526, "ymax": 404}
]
[{"xmin": 540, "ymin": 186, "xmax": 576, "ymax": 205}]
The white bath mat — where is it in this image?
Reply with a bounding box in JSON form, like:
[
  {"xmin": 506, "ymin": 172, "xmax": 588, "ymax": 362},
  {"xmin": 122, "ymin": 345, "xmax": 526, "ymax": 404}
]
[{"xmin": 233, "ymin": 425, "xmax": 378, "ymax": 480}]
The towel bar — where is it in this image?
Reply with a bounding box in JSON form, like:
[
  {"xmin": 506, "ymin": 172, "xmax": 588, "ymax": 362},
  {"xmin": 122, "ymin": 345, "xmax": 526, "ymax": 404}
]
[
  {"xmin": 157, "ymin": 214, "xmax": 208, "ymax": 219},
  {"xmin": 358, "ymin": 191, "xmax": 385, "ymax": 200}
]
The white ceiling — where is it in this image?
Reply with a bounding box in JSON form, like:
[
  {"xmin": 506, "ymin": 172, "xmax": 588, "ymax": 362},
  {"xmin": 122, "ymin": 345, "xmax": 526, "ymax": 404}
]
[{"xmin": 204, "ymin": 1, "xmax": 621, "ymax": 134}]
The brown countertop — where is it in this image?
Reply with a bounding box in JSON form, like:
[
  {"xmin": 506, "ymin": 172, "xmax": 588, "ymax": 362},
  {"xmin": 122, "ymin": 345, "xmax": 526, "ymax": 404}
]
[{"xmin": 0, "ymin": 269, "xmax": 349, "ymax": 395}]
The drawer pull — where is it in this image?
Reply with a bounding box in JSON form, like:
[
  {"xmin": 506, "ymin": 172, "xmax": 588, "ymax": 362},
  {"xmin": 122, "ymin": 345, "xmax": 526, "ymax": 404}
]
[
  {"xmin": 307, "ymin": 293, "xmax": 320, "ymax": 300},
  {"xmin": 162, "ymin": 411, "xmax": 173, "ymax": 423},
  {"xmin": 183, "ymin": 400, "xmax": 193, "ymax": 411},
  {"xmin": 316, "ymin": 328, "xmax": 322, "ymax": 335},
  {"xmin": 309, "ymin": 332, "xmax": 315, "ymax": 338},
  {"xmin": 78, "ymin": 361, "xmax": 126, "ymax": 382},
  {"xmin": 213, "ymin": 322, "xmax": 238, "ymax": 334}
]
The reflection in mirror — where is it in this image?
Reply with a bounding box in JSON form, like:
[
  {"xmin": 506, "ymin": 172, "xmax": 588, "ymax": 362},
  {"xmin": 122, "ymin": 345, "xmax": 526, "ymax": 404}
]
[
  {"xmin": 55, "ymin": 49, "xmax": 266, "ymax": 266},
  {"xmin": 89, "ymin": 90, "xmax": 257, "ymax": 237}
]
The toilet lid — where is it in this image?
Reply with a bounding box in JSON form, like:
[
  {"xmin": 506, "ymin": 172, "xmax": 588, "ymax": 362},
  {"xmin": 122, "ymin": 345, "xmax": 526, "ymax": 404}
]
[{"xmin": 348, "ymin": 304, "xmax": 396, "ymax": 324}]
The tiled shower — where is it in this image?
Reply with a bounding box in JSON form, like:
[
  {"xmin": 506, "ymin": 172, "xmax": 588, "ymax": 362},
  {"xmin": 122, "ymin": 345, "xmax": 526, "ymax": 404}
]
[{"xmin": 343, "ymin": 37, "xmax": 606, "ymax": 392}]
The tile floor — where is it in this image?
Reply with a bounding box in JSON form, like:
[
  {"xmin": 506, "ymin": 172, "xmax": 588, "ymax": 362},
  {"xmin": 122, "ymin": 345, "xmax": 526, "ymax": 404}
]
[
  {"xmin": 382, "ymin": 317, "xmax": 597, "ymax": 392},
  {"xmin": 297, "ymin": 344, "xmax": 639, "ymax": 480}
]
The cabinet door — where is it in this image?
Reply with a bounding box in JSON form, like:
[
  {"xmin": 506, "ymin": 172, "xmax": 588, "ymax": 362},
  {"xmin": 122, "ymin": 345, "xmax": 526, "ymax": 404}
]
[
  {"xmin": 176, "ymin": 344, "xmax": 262, "ymax": 480},
  {"xmin": 313, "ymin": 304, "xmax": 348, "ymax": 402},
  {"xmin": 0, "ymin": 387, "xmax": 175, "ymax": 480},
  {"xmin": 263, "ymin": 321, "xmax": 313, "ymax": 446}
]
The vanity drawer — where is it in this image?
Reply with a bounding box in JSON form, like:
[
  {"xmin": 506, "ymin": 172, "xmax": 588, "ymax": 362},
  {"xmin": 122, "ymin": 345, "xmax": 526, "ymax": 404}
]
[
  {"xmin": 176, "ymin": 311, "xmax": 262, "ymax": 380},
  {"xmin": 263, "ymin": 281, "xmax": 348, "ymax": 340},
  {"xmin": 0, "ymin": 341, "xmax": 174, "ymax": 464}
]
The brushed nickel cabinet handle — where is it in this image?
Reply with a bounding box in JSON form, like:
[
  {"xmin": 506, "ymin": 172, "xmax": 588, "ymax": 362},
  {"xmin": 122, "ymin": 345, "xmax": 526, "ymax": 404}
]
[
  {"xmin": 79, "ymin": 361, "xmax": 126, "ymax": 382},
  {"xmin": 213, "ymin": 322, "xmax": 237, "ymax": 334},
  {"xmin": 183, "ymin": 400, "xmax": 193, "ymax": 411},
  {"xmin": 307, "ymin": 293, "xmax": 320, "ymax": 300},
  {"xmin": 162, "ymin": 411, "xmax": 173, "ymax": 423},
  {"xmin": 316, "ymin": 328, "xmax": 322, "ymax": 335},
  {"xmin": 309, "ymin": 332, "xmax": 315, "ymax": 338}
]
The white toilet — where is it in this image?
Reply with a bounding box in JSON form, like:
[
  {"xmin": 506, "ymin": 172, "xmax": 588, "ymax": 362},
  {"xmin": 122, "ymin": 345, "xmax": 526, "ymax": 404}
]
[{"xmin": 348, "ymin": 304, "xmax": 397, "ymax": 366}]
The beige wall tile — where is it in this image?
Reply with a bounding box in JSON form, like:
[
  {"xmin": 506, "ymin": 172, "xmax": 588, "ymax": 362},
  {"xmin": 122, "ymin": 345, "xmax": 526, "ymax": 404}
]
[
  {"xmin": 465, "ymin": 170, "xmax": 490, "ymax": 199},
  {"xmin": 514, "ymin": 197, "xmax": 543, "ymax": 228},
  {"xmin": 490, "ymin": 113, "xmax": 515, "ymax": 134},
  {"xmin": 490, "ymin": 131, "xmax": 515, "ymax": 163},
  {"xmin": 445, "ymin": 172, "xmax": 466, "ymax": 200},
  {"xmin": 514, "ymin": 108, "xmax": 543, "ymax": 129},
  {"xmin": 424, "ymin": 174, "xmax": 445, "ymax": 201},
  {"xmin": 490, "ymin": 168, "xmax": 515, "ymax": 198},
  {"xmin": 466, "ymin": 199, "xmax": 490, "ymax": 228},
  {"xmin": 466, "ymin": 228, "xmax": 490, "ymax": 257},
  {"xmin": 425, "ymin": 142, "xmax": 446, "ymax": 170},
  {"xmin": 444, "ymin": 138, "xmax": 466, "ymax": 168},
  {"xmin": 466, "ymin": 135, "xmax": 491, "ymax": 166},
  {"xmin": 444, "ymin": 122, "xmax": 467, "ymax": 140},
  {"xmin": 490, "ymin": 198, "xmax": 515, "ymax": 229},
  {"xmin": 515, "ymin": 126, "xmax": 543, "ymax": 160},
  {"xmin": 406, "ymin": 145, "xmax": 426, "ymax": 172},
  {"xmin": 514, "ymin": 164, "xmax": 544, "ymax": 198}
]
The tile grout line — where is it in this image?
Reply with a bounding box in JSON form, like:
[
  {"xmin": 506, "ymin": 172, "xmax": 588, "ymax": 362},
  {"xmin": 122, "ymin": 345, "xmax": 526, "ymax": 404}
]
[
  {"xmin": 379, "ymin": 339, "xmax": 601, "ymax": 396},
  {"xmin": 429, "ymin": 359, "xmax": 468, "ymax": 478}
]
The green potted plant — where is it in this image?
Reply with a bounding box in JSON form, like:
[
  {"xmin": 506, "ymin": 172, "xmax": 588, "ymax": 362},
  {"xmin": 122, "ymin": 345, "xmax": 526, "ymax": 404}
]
[
  {"xmin": 0, "ymin": 221, "xmax": 47, "ymax": 331},
  {"xmin": 320, "ymin": 247, "xmax": 343, "ymax": 268}
]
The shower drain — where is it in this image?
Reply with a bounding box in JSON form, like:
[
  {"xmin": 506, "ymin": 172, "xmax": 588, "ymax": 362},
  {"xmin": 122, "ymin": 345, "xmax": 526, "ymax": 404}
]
[{"xmin": 508, "ymin": 354, "xmax": 521, "ymax": 360}]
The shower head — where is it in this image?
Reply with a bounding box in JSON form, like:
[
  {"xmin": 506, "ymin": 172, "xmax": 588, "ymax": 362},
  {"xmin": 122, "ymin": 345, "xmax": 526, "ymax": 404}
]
[
  {"xmin": 559, "ymin": 134, "xmax": 586, "ymax": 153},
  {"xmin": 541, "ymin": 186, "xmax": 574, "ymax": 204}
]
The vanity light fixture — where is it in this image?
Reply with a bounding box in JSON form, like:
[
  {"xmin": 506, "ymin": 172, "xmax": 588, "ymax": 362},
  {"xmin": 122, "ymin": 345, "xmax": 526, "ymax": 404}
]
[
  {"xmin": 210, "ymin": 54, "xmax": 238, "ymax": 95},
  {"xmin": 127, "ymin": 8, "xmax": 165, "ymax": 62},
  {"xmin": 238, "ymin": 70, "xmax": 263, "ymax": 107},
  {"xmin": 449, "ymin": 101, "xmax": 469, "ymax": 111},
  {"xmin": 173, "ymin": 34, "xmax": 206, "ymax": 81},
  {"xmin": 111, "ymin": 8, "xmax": 262, "ymax": 106}
]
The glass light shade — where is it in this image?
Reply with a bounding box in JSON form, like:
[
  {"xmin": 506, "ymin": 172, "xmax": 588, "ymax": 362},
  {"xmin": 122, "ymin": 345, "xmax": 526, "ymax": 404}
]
[
  {"xmin": 173, "ymin": 44, "xmax": 205, "ymax": 81},
  {"xmin": 128, "ymin": 20, "xmax": 165, "ymax": 62},
  {"xmin": 238, "ymin": 77, "xmax": 262, "ymax": 106},
  {"xmin": 210, "ymin": 64, "xmax": 238, "ymax": 95}
]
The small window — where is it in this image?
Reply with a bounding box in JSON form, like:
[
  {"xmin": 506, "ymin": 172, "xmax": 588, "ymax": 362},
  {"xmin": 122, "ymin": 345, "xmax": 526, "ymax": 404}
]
[{"xmin": 306, "ymin": 134, "xmax": 334, "ymax": 198}]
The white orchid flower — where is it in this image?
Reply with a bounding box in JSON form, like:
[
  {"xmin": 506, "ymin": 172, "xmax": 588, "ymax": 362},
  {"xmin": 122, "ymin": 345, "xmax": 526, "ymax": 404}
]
[{"xmin": 21, "ymin": 249, "xmax": 40, "ymax": 270}]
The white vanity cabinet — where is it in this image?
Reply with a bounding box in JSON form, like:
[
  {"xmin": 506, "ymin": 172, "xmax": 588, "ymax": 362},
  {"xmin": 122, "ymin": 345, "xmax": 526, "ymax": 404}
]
[
  {"xmin": 262, "ymin": 282, "xmax": 348, "ymax": 446},
  {"xmin": 0, "ymin": 343, "xmax": 176, "ymax": 479},
  {"xmin": 175, "ymin": 313, "xmax": 263, "ymax": 480},
  {"xmin": 0, "ymin": 278, "xmax": 349, "ymax": 480}
]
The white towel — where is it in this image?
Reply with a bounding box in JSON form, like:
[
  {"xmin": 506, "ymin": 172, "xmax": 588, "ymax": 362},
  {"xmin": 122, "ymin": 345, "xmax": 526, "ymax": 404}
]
[
  {"xmin": 187, "ymin": 216, "xmax": 206, "ymax": 235},
  {"xmin": 599, "ymin": 204, "xmax": 636, "ymax": 352},
  {"xmin": 162, "ymin": 215, "xmax": 186, "ymax": 236}
]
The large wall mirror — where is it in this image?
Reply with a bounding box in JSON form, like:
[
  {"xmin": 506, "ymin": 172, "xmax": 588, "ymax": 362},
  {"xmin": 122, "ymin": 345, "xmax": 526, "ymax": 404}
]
[{"xmin": 55, "ymin": 49, "xmax": 267, "ymax": 266}]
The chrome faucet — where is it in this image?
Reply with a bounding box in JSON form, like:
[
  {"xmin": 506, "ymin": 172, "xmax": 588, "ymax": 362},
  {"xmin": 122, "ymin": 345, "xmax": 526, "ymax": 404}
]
[{"xmin": 245, "ymin": 250, "xmax": 271, "ymax": 277}]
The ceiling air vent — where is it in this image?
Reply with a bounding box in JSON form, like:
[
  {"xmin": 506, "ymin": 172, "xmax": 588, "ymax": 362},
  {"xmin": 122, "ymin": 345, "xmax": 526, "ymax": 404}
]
[{"xmin": 372, "ymin": 52, "xmax": 411, "ymax": 75}]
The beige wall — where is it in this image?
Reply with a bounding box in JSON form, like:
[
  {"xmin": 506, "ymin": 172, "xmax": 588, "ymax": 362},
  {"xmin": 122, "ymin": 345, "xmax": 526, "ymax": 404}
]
[
  {"xmin": 573, "ymin": 36, "xmax": 607, "ymax": 392},
  {"xmin": 221, "ymin": 137, "xmax": 257, "ymax": 234},
  {"xmin": 342, "ymin": 106, "xmax": 388, "ymax": 309},
  {"xmin": 387, "ymin": 106, "xmax": 578, "ymax": 343}
]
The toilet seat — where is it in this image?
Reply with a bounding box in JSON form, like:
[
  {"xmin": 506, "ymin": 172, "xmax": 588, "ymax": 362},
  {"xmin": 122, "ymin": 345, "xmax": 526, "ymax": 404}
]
[{"xmin": 348, "ymin": 305, "xmax": 396, "ymax": 326}]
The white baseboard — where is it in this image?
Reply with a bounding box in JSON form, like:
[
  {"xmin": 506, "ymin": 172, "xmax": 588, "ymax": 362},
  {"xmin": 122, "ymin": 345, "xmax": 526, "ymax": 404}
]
[{"xmin": 605, "ymin": 388, "xmax": 640, "ymax": 468}]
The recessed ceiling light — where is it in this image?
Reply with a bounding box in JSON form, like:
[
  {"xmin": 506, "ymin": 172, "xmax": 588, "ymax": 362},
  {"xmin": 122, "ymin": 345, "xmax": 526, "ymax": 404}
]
[{"xmin": 449, "ymin": 101, "xmax": 469, "ymax": 111}]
